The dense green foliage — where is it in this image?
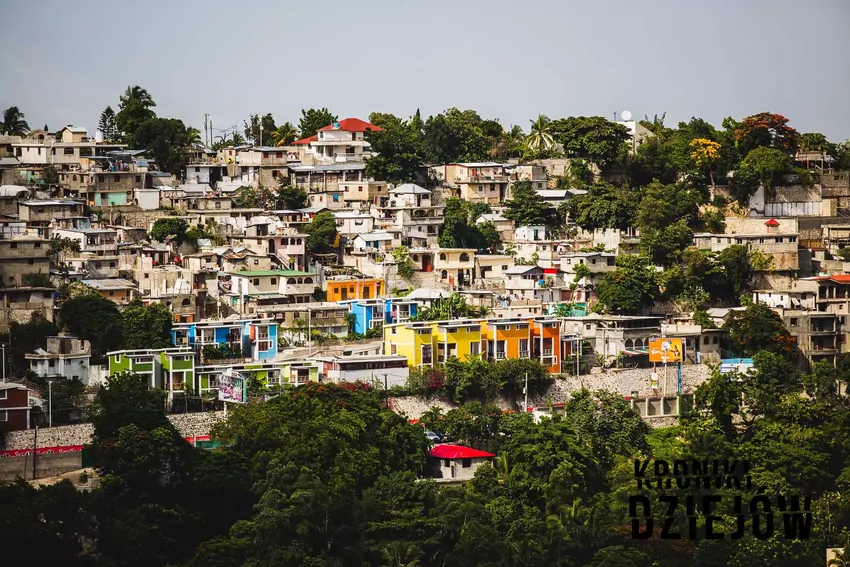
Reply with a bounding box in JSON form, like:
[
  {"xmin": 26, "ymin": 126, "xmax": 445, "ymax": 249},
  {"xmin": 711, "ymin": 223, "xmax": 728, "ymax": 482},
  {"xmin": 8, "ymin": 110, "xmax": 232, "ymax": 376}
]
[
  {"xmin": 438, "ymin": 198, "xmax": 502, "ymax": 250},
  {"xmin": 304, "ymin": 210, "xmax": 339, "ymax": 254},
  {"xmin": 298, "ymin": 107, "xmax": 337, "ymax": 138},
  {"xmin": 412, "ymin": 291, "xmax": 489, "ymax": 321},
  {"xmin": 9, "ymin": 363, "xmax": 850, "ymax": 567},
  {"xmin": 120, "ymin": 299, "xmax": 174, "ymax": 350}
]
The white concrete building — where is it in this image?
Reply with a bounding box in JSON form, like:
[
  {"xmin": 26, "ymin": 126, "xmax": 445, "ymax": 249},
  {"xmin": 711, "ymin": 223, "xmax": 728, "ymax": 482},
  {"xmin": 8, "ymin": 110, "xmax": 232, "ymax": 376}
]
[{"xmin": 25, "ymin": 335, "xmax": 92, "ymax": 383}]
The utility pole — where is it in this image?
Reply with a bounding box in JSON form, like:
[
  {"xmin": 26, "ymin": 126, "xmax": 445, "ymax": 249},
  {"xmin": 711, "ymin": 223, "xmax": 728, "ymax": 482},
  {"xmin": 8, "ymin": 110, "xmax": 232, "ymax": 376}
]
[
  {"xmin": 48, "ymin": 380, "xmax": 53, "ymax": 428},
  {"xmin": 1, "ymin": 344, "xmax": 5, "ymax": 382},
  {"xmin": 32, "ymin": 426, "xmax": 38, "ymax": 480},
  {"xmin": 204, "ymin": 113, "xmax": 210, "ymax": 147},
  {"xmin": 523, "ymin": 372, "xmax": 528, "ymax": 413}
]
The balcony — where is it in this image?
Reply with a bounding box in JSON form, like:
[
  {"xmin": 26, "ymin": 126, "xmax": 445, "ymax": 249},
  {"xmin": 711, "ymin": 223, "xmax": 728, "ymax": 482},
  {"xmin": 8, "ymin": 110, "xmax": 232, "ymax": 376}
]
[
  {"xmin": 519, "ymin": 350, "xmax": 530, "ymax": 357},
  {"xmin": 455, "ymin": 175, "xmax": 508, "ymax": 183},
  {"xmin": 495, "ymin": 351, "xmax": 507, "ymax": 360},
  {"xmin": 543, "ymin": 348, "xmax": 553, "ymax": 356}
]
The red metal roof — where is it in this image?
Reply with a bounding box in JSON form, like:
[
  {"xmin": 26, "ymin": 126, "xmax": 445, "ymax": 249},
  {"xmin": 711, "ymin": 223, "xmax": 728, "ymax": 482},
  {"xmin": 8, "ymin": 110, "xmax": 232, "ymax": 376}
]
[
  {"xmin": 291, "ymin": 134, "xmax": 318, "ymax": 145},
  {"xmin": 764, "ymin": 218, "xmax": 780, "ymax": 227},
  {"xmin": 317, "ymin": 118, "xmax": 383, "ymax": 133},
  {"xmin": 429, "ymin": 444, "xmax": 495, "ymax": 459},
  {"xmin": 817, "ymin": 275, "xmax": 850, "ymax": 283}
]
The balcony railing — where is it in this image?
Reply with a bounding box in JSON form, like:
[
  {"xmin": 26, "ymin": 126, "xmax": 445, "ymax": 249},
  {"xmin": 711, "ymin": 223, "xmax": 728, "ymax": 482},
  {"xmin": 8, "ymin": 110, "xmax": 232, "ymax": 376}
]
[
  {"xmin": 543, "ymin": 348, "xmax": 553, "ymax": 356},
  {"xmin": 519, "ymin": 350, "xmax": 530, "ymax": 357},
  {"xmin": 495, "ymin": 351, "xmax": 507, "ymax": 360}
]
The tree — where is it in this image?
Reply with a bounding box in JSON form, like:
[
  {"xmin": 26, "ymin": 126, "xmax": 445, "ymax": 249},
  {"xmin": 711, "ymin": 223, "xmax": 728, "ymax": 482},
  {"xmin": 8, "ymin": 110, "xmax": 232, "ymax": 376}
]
[
  {"xmin": 550, "ymin": 116, "xmax": 630, "ymax": 168},
  {"xmin": 717, "ymin": 244, "xmax": 752, "ymax": 301},
  {"xmin": 503, "ymin": 180, "xmax": 549, "ymax": 227},
  {"xmin": 734, "ymin": 112, "xmax": 800, "ymax": 156},
  {"xmin": 596, "ymin": 254, "xmax": 658, "ymax": 313},
  {"xmin": 186, "ymin": 126, "xmax": 202, "ymax": 147},
  {"xmin": 437, "ymin": 199, "xmax": 494, "ymax": 249},
  {"xmin": 98, "ymin": 106, "xmax": 117, "ymax": 141},
  {"xmin": 0, "ymin": 106, "xmax": 29, "ymax": 135},
  {"xmin": 133, "ymin": 118, "xmax": 192, "ymax": 175},
  {"xmin": 423, "ymin": 108, "xmax": 490, "ymax": 164},
  {"xmin": 116, "ymin": 85, "xmax": 157, "ymax": 146},
  {"xmin": 736, "ymin": 147, "xmax": 792, "ymax": 192},
  {"xmin": 689, "ymin": 138, "xmax": 721, "ymax": 188},
  {"xmin": 269, "ymin": 121, "xmax": 299, "ymax": 146},
  {"xmin": 150, "ymin": 217, "xmax": 189, "ymax": 243},
  {"xmin": 276, "ymin": 182, "xmax": 308, "ymax": 209},
  {"xmin": 304, "ymin": 211, "xmax": 339, "ymax": 255},
  {"xmin": 59, "ymin": 295, "xmax": 123, "ymax": 363},
  {"xmin": 636, "ymin": 180, "xmax": 698, "ymax": 265},
  {"xmin": 299, "ymin": 108, "xmax": 337, "ymax": 138},
  {"xmin": 243, "ymin": 113, "xmax": 276, "ymax": 146},
  {"xmin": 121, "ymin": 299, "xmax": 174, "ymax": 350},
  {"xmin": 800, "ymin": 132, "xmax": 830, "ymax": 153},
  {"xmin": 524, "ymin": 114, "xmax": 556, "ymax": 157},
  {"xmin": 723, "ymin": 303, "xmax": 795, "ymax": 359},
  {"xmin": 413, "ymin": 292, "xmax": 487, "ymax": 322},
  {"xmin": 365, "ymin": 115, "xmax": 428, "ymax": 183},
  {"xmin": 567, "ymin": 181, "xmax": 639, "ymax": 230}
]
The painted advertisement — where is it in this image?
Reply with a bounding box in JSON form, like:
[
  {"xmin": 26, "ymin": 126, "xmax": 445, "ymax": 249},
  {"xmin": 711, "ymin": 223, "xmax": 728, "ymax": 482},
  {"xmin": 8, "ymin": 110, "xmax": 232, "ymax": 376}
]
[
  {"xmin": 648, "ymin": 338, "xmax": 684, "ymax": 363},
  {"xmin": 218, "ymin": 370, "xmax": 247, "ymax": 403},
  {"xmin": 0, "ymin": 445, "xmax": 83, "ymax": 458}
]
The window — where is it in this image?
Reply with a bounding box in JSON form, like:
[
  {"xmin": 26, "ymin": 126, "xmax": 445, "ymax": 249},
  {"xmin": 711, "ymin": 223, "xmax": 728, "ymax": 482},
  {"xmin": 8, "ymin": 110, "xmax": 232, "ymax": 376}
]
[
  {"xmin": 0, "ymin": 411, "xmax": 6, "ymax": 422},
  {"xmin": 390, "ymin": 344, "xmax": 398, "ymax": 354},
  {"xmin": 64, "ymin": 147, "xmax": 75, "ymax": 155},
  {"xmin": 712, "ymin": 336, "xmax": 719, "ymax": 344},
  {"xmin": 144, "ymin": 273, "xmax": 149, "ymax": 278},
  {"xmin": 98, "ymin": 175, "xmax": 105, "ymax": 182},
  {"xmin": 253, "ymin": 278, "xmax": 260, "ymax": 286},
  {"xmin": 27, "ymin": 258, "xmax": 33, "ymax": 265},
  {"xmin": 789, "ymin": 236, "xmax": 797, "ymax": 243},
  {"xmin": 461, "ymin": 459, "xmax": 471, "ymax": 468},
  {"xmin": 0, "ymin": 390, "xmax": 6, "ymax": 400},
  {"xmin": 502, "ymin": 265, "xmax": 508, "ymax": 270},
  {"xmin": 439, "ymin": 253, "xmax": 447, "ymax": 261},
  {"xmin": 790, "ymin": 318, "xmax": 798, "ymax": 327},
  {"xmin": 459, "ymin": 252, "xmax": 470, "ymax": 261},
  {"xmin": 703, "ymin": 336, "xmax": 709, "ymax": 345},
  {"xmin": 352, "ymin": 133, "xmax": 357, "ymax": 141},
  {"xmin": 9, "ymin": 242, "xmax": 16, "ymax": 249},
  {"xmin": 270, "ymin": 277, "xmax": 277, "ymax": 285},
  {"xmin": 470, "ymin": 342, "xmax": 479, "ymax": 356},
  {"xmin": 114, "ymin": 354, "xmax": 121, "ymax": 363}
]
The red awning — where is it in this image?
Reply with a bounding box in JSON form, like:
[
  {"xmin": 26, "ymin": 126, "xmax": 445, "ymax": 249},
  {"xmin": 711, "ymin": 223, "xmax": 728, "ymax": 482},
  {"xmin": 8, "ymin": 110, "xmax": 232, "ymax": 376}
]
[{"xmin": 429, "ymin": 444, "xmax": 495, "ymax": 459}]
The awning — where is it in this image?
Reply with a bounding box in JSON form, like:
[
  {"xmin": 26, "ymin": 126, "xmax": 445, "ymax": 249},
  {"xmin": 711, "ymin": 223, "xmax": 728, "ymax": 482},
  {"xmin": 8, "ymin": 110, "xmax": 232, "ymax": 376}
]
[{"xmin": 622, "ymin": 348, "xmax": 649, "ymax": 357}]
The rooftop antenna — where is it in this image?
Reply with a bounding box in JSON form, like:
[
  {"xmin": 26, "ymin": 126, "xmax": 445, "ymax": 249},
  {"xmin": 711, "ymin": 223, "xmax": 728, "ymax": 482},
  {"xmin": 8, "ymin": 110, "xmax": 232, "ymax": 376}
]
[{"xmin": 613, "ymin": 111, "xmax": 618, "ymax": 122}]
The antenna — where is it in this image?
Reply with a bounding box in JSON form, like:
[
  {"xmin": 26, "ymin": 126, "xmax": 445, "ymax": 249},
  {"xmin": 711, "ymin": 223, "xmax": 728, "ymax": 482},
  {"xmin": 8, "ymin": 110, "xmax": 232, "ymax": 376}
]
[
  {"xmin": 621, "ymin": 110, "xmax": 632, "ymax": 121},
  {"xmin": 613, "ymin": 111, "xmax": 618, "ymax": 122}
]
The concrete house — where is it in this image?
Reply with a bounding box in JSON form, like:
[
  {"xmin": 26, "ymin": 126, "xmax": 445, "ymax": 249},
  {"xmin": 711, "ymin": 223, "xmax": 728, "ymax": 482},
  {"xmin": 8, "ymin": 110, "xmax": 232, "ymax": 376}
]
[
  {"xmin": 26, "ymin": 335, "xmax": 92, "ymax": 384},
  {"xmin": 427, "ymin": 444, "xmax": 496, "ymax": 483}
]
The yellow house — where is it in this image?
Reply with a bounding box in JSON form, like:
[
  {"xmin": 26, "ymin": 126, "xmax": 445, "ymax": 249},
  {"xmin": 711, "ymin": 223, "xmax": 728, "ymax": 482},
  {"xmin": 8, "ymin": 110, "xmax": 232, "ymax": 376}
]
[{"xmin": 384, "ymin": 319, "xmax": 484, "ymax": 367}]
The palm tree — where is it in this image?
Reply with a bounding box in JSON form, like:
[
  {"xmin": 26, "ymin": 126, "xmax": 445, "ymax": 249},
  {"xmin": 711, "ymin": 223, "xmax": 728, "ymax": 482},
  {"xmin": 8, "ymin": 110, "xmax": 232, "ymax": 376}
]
[
  {"xmin": 382, "ymin": 541, "xmax": 420, "ymax": 567},
  {"xmin": 1, "ymin": 106, "xmax": 30, "ymax": 136},
  {"xmin": 525, "ymin": 115, "xmax": 555, "ymax": 155},
  {"xmin": 829, "ymin": 546, "xmax": 850, "ymax": 567},
  {"xmin": 120, "ymin": 85, "xmax": 156, "ymax": 110},
  {"xmin": 186, "ymin": 127, "xmax": 203, "ymax": 147},
  {"xmin": 270, "ymin": 122, "xmax": 299, "ymax": 146}
]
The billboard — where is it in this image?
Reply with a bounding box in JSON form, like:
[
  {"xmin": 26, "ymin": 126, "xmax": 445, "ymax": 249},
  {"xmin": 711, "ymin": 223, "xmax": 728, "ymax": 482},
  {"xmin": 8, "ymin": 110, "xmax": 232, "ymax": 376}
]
[
  {"xmin": 720, "ymin": 358, "xmax": 754, "ymax": 376},
  {"xmin": 218, "ymin": 370, "xmax": 247, "ymax": 403},
  {"xmin": 649, "ymin": 338, "xmax": 683, "ymax": 363}
]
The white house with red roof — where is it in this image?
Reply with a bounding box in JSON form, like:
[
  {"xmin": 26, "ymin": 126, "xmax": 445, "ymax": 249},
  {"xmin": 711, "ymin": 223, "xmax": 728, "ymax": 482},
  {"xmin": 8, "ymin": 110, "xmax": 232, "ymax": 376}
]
[
  {"xmin": 427, "ymin": 444, "xmax": 496, "ymax": 483},
  {"xmin": 292, "ymin": 118, "xmax": 382, "ymax": 164}
]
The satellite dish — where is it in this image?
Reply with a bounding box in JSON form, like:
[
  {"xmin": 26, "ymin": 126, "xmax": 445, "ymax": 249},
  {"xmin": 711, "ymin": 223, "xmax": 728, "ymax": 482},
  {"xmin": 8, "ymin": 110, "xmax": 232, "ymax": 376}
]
[{"xmin": 621, "ymin": 110, "xmax": 632, "ymax": 121}]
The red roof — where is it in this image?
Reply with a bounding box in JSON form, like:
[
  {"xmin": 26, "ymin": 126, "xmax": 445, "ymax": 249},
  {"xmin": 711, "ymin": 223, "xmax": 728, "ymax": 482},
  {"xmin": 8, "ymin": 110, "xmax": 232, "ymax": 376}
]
[
  {"xmin": 764, "ymin": 218, "xmax": 780, "ymax": 227},
  {"xmin": 291, "ymin": 134, "xmax": 318, "ymax": 145},
  {"xmin": 815, "ymin": 275, "xmax": 850, "ymax": 284},
  {"xmin": 429, "ymin": 444, "xmax": 495, "ymax": 459},
  {"xmin": 317, "ymin": 118, "xmax": 383, "ymax": 133}
]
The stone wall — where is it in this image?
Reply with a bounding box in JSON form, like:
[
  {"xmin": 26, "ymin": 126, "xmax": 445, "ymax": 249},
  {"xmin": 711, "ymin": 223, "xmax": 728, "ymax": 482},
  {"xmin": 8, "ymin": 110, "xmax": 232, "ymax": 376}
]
[
  {"xmin": 390, "ymin": 365, "xmax": 711, "ymax": 421},
  {"xmin": 3, "ymin": 411, "xmax": 225, "ymax": 451},
  {"xmin": 0, "ymin": 452, "xmax": 83, "ymax": 481}
]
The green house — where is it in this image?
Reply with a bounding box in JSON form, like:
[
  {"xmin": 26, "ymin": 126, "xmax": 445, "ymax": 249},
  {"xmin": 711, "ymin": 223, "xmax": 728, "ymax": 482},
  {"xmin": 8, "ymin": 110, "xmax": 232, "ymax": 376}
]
[
  {"xmin": 194, "ymin": 360, "xmax": 319, "ymax": 393},
  {"xmin": 107, "ymin": 348, "xmax": 195, "ymax": 400}
]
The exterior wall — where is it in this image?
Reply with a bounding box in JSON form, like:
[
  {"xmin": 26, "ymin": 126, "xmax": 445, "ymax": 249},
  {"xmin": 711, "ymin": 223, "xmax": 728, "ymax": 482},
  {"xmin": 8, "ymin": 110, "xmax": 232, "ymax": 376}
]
[
  {"xmin": 429, "ymin": 456, "xmax": 492, "ymax": 481},
  {"xmin": 28, "ymin": 354, "xmax": 90, "ymax": 381},
  {"xmin": 0, "ymin": 387, "xmax": 31, "ymax": 431},
  {"xmin": 339, "ymin": 182, "xmax": 387, "ymax": 203},
  {"xmin": 0, "ymin": 238, "xmax": 50, "ymax": 286},
  {"xmin": 327, "ymin": 278, "xmax": 384, "ymax": 302}
]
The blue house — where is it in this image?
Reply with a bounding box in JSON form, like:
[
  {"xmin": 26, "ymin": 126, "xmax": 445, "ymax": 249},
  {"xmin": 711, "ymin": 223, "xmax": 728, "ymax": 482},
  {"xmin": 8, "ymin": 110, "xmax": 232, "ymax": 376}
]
[
  {"xmin": 171, "ymin": 318, "xmax": 278, "ymax": 362},
  {"xmin": 343, "ymin": 299, "xmax": 418, "ymax": 334}
]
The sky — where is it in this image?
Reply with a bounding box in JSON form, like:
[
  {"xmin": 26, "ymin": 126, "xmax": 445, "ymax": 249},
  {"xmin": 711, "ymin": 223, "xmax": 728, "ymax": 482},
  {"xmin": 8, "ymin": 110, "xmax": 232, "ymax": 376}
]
[{"xmin": 2, "ymin": 0, "xmax": 849, "ymax": 141}]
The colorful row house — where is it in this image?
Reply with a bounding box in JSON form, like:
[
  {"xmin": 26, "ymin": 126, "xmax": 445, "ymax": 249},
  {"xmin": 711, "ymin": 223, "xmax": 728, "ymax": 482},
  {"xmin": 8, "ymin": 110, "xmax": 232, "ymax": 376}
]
[
  {"xmin": 193, "ymin": 360, "xmax": 319, "ymax": 393},
  {"xmin": 107, "ymin": 348, "xmax": 195, "ymax": 402},
  {"xmin": 326, "ymin": 276, "xmax": 386, "ymax": 302},
  {"xmin": 171, "ymin": 319, "xmax": 278, "ymax": 362},
  {"xmin": 343, "ymin": 298, "xmax": 419, "ymax": 334},
  {"xmin": 382, "ymin": 316, "xmax": 567, "ymax": 374}
]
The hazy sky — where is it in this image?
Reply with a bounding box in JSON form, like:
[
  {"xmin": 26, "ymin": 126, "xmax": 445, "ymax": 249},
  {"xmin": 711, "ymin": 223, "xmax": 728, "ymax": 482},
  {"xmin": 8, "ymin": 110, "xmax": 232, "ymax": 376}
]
[{"xmin": 3, "ymin": 0, "xmax": 849, "ymax": 141}]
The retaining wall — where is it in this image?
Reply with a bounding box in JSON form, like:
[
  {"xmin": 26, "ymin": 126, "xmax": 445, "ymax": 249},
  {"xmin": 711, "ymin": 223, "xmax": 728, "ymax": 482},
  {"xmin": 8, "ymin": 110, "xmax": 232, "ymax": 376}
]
[{"xmin": 3, "ymin": 411, "xmax": 225, "ymax": 451}]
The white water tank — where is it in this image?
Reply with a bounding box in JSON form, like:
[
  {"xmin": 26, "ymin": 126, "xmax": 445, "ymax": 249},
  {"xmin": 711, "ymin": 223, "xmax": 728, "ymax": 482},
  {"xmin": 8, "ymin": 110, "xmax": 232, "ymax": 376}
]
[{"xmin": 94, "ymin": 129, "xmax": 104, "ymax": 143}]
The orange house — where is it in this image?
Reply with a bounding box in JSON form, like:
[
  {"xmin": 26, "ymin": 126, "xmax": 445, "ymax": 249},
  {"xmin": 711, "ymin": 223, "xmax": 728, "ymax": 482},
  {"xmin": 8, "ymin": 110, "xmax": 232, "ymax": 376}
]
[
  {"xmin": 481, "ymin": 319, "xmax": 532, "ymax": 361},
  {"xmin": 326, "ymin": 277, "xmax": 385, "ymax": 302},
  {"xmin": 529, "ymin": 317, "xmax": 566, "ymax": 374}
]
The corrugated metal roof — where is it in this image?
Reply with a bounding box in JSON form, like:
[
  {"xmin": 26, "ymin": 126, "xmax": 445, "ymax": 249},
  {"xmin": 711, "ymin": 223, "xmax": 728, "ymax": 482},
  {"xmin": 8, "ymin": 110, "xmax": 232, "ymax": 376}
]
[
  {"xmin": 289, "ymin": 164, "xmax": 366, "ymax": 173},
  {"xmin": 0, "ymin": 157, "xmax": 20, "ymax": 167},
  {"xmin": 0, "ymin": 185, "xmax": 29, "ymax": 197},
  {"xmin": 81, "ymin": 278, "xmax": 137, "ymax": 290}
]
